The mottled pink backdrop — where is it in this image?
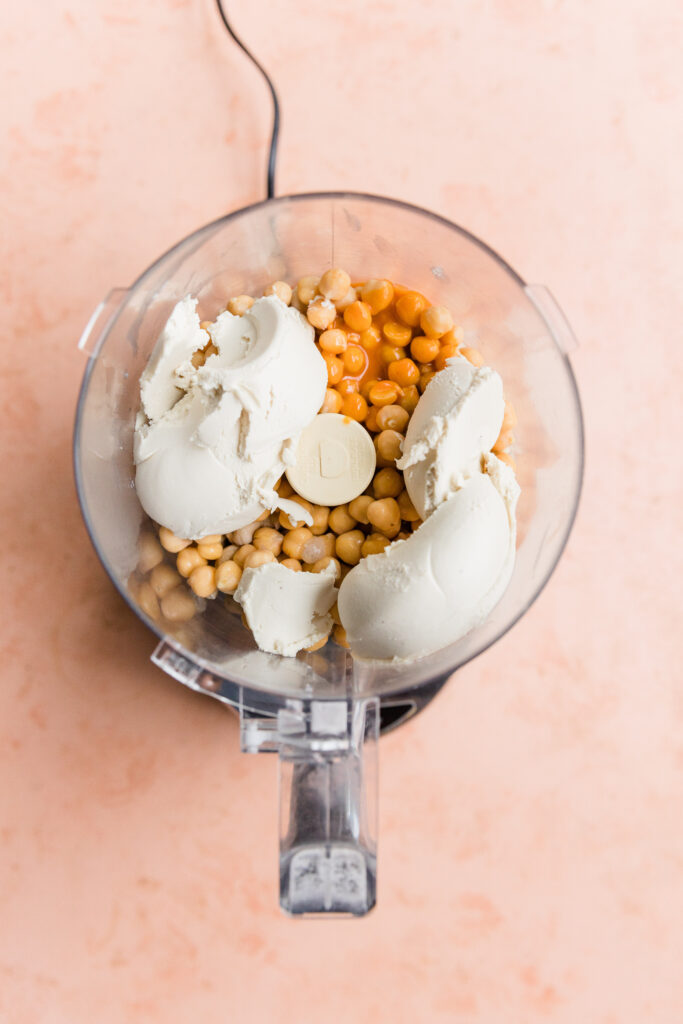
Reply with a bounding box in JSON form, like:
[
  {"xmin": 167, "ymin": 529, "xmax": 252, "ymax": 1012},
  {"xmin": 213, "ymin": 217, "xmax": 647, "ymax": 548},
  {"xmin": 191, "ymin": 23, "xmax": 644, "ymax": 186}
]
[{"xmin": 2, "ymin": 1, "xmax": 682, "ymax": 1021}]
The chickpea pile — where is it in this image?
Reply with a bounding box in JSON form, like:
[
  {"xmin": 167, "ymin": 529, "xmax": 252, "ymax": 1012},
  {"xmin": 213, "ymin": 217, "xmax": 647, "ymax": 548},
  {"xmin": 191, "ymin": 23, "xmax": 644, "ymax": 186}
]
[{"xmin": 131, "ymin": 270, "xmax": 517, "ymax": 651}]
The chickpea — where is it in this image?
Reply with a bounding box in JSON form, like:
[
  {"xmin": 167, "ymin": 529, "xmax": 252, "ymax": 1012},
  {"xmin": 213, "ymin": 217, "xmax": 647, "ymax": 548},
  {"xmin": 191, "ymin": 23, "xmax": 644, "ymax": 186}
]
[
  {"xmin": 502, "ymin": 401, "xmax": 517, "ymax": 430},
  {"xmin": 161, "ymin": 586, "xmax": 196, "ymax": 623},
  {"xmin": 412, "ymin": 518, "xmax": 423, "ymax": 531},
  {"xmin": 307, "ymin": 296, "xmax": 337, "ymax": 330},
  {"xmin": 375, "ymin": 429, "xmax": 404, "ymax": 465},
  {"xmin": 191, "ymin": 349, "xmax": 205, "ymax": 369},
  {"xmin": 138, "ymin": 581, "xmax": 160, "ymax": 620},
  {"xmin": 318, "ymin": 533, "xmax": 337, "ymax": 558},
  {"xmin": 368, "ymin": 381, "xmax": 402, "ymax": 407},
  {"xmin": 319, "ymin": 267, "xmax": 352, "ymax": 302},
  {"xmin": 435, "ymin": 345, "xmax": 459, "ymax": 371},
  {"xmin": 364, "ymin": 405, "xmax": 380, "ymax": 432},
  {"xmin": 399, "ymin": 385, "xmax": 420, "ymax": 414},
  {"xmin": 158, "ymin": 527, "xmax": 191, "ymax": 554},
  {"xmin": 341, "ymin": 393, "xmax": 368, "ymax": 422},
  {"xmin": 253, "ymin": 527, "xmax": 283, "ymax": 556},
  {"xmin": 337, "ymin": 378, "xmax": 359, "ymax": 397},
  {"xmin": 361, "ymin": 533, "xmax": 391, "ymax": 557},
  {"xmin": 349, "ymin": 494, "xmax": 374, "ymax": 524},
  {"xmin": 359, "ymin": 279, "xmax": 394, "ymax": 314},
  {"xmin": 301, "ymin": 535, "xmax": 330, "ymax": 565},
  {"xmin": 333, "ymin": 623, "xmax": 350, "ymax": 649},
  {"xmin": 328, "ymin": 504, "xmax": 357, "ymax": 534},
  {"xmin": 276, "ymin": 476, "xmax": 294, "ymax": 498},
  {"xmin": 359, "ymin": 325, "xmax": 382, "ymax": 350},
  {"xmin": 343, "ymin": 344, "xmax": 366, "ymax": 376},
  {"xmin": 138, "ymin": 531, "xmax": 164, "ymax": 573},
  {"xmin": 442, "ymin": 325, "xmax": 465, "ymax": 347},
  {"xmin": 279, "ymin": 557, "xmax": 302, "ymax": 571},
  {"xmin": 149, "ymin": 563, "xmax": 182, "ymax": 598},
  {"xmin": 282, "ymin": 527, "xmax": 314, "ymax": 559},
  {"xmin": 323, "ymin": 352, "xmax": 344, "ymax": 386},
  {"xmin": 376, "ymin": 404, "xmax": 409, "ymax": 432},
  {"xmin": 197, "ymin": 541, "xmax": 223, "ymax": 561},
  {"xmin": 367, "ymin": 497, "xmax": 401, "ymax": 537},
  {"xmin": 311, "ymin": 556, "xmax": 342, "ymax": 579},
  {"xmin": 335, "ymin": 529, "xmax": 365, "ymax": 565},
  {"xmin": 215, "ymin": 559, "xmax": 242, "ymax": 593},
  {"xmin": 493, "ymin": 430, "xmax": 514, "ymax": 453},
  {"xmin": 460, "ymin": 347, "xmax": 485, "ymax": 367},
  {"xmin": 397, "ymin": 489, "xmax": 420, "ymax": 522},
  {"xmin": 304, "ymin": 634, "xmax": 329, "ymax": 653},
  {"xmin": 335, "ymin": 286, "xmax": 358, "ymax": 312},
  {"xmin": 343, "ymin": 300, "xmax": 372, "ymax": 333},
  {"xmin": 395, "ymin": 290, "xmax": 428, "ymax": 327},
  {"xmin": 217, "ymin": 543, "xmax": 238, "ymax": 564},
  {"xmin": 380, "ymin": 343, "xmax": 405, "ymax": 366},
  {"xmin": 382, "ymin": 321, "xmax": 412, "ymax": 347},
  {"xmin": 420, "ymin": 304, "xmax": 454, "ymax": 339},
  {"xmin": 496, "ymin": 451, "xmax": 517, "ymax": 470},
  {"xmin": 373, "ymin": 467, "xmax": 403, "ymax": 499},
  {"xmin": 233, "ymin": 544, "xmax": 256, "ymax": 567},
  {"xmin": 244, "ymin": 549, "xmax": 276, "ymax": 570},
  {"xmin": 296, "ymin": 276, "xmax": 319, "ymax": 305},
  {"xmin": 264, "ymin": 280, "xmax": 292, "ymax": 305},
  {"xmin": 229, "ymin": 521, "xmax": 260, "ymax": 546},
  {"xmin": 388, "ymin": 358, "xmax": 420, "ymax": 387},
  {"xmin": 397, "ymin": 531, "xmax": 411, "ymax": 541},
  {"xmin": 227, "ymin": 295, "xmax": 254, "ymax": 316},
  {"xmin": 177, "ymin": 546, "xmax": 207, "ymax": 577},
  {"xmin": 319, "ymin": 328, "xmax": 348, "ymax": 354},
  {"xmin": 419, "ymin": 371, "xmax": 437, "ymax": 392},
  {"xmin": 279, "ymin": 496, "xmax": 314, "ymax": 530},
  {"xmin": 320, "ymin": 388, "xmax": 343, "ymax": 414},
  {"xmin": 189, "ymin": 564, "xmax": 217, "ymax": 597},
  {"xmin": 410, "ymin": 335, "xmax": 440, "ymax": 363}
]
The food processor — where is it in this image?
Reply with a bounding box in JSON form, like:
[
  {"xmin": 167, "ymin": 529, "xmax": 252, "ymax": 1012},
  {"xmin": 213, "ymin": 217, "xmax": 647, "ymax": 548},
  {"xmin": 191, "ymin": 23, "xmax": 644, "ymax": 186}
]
[{"xmin": 73, "ymin": 191, "xmax": 583, "ymax": 915}]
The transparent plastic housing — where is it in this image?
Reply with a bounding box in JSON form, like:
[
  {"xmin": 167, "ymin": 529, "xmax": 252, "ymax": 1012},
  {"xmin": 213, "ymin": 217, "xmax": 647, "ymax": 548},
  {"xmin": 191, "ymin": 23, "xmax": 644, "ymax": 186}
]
[{"xmin": 74, "ymin": 193, "xmax": 584, "ymax": 915}]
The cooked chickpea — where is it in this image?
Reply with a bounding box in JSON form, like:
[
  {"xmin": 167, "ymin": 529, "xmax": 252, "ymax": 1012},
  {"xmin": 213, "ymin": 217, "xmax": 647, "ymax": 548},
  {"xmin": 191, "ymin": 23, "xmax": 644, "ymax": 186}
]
[
  {"xmin": 279, "ymin": 497, "xmax": 314, "ymax": 529},
  {"xmin": 215, "ymin": 559, "xmax": 242, "ymax": 593},
  {"xmin": 318, "ymin": 533, "xmax": 336, "ymax": 558},
  {"xmin": 376, "ymin": 404, "xmax": 409, "ymax": 432},
  {"xmin": 158, "ymin": 527, "xmax": 191, "ymax": 554},
  {"xmin": 397, "ymin": 531, "xmax": 411, "ymax": 541},
  {"xmin": 189, "ymin": 564, "xmax": 217, "ymax": 597},
  {"xmin": 397, "ymin": 489, "xmax": 420, "ymax": 522},
  {"xmin": 359, "ymin": 278, "xmax": 394, "ymax": 314},
  {"xmin": 190, "ymin": 349, "xmax": 205, "ymax": 368},
  {"xmin": 323, "ymin": 352, "xmax": 344, "ymax": 386},
  {"xmin": 197, "ymin": 541, "xmax": 223, "ymax": 561},
  {"xmin": 419, "ymin": 370, "xmax": 437, "ymax": 392},
  {"xmin": 343, "ymin": 300, "xmax": 372, "ymax": 333},
  {"xmin": 217, "ymin": 543, "xmax": 238, "ymax": 564},
  {"xmin": 335, "ymin": 286, "xmax": 358, "ymax": 312},
  {"xmin": 342, "ymin": 344, "xmax": 366, "ymax": 376},
  {"xmin": 138, "ymin": 581, "xmax": 160, "ymax": 620},
  {"xmin": 399, "ymin": 385, "xmax": 420, "ymax": 414},
  {"xmin": 282, "ymin": 527, "xmax": 313, "ymax": 559},
  {"xmin": 161, "ymin": 586, "xmax": 196, "ymax": 623},
  {"xmin": 311, "ymin": 556, "xmax": 342, "ymax": 579},
  {"xmin": 388, "ymin": 358, "xmax": 420, "ymax": 387},
  {"xmin": 460, "ymin": 347, "xmax": 485, "ymax": 367},
  {"xmin": 412, "ymin": 518, "xmax": 423, "ymax": 531},
  {"xmin": 307, "ymin": 295, "xmax": 337, "ymax": 330},
  {"xmin": 276, "ymin": 476, "xmax": 294, "ymax": 498},
  {"xmin": 320, "ymin": 387, "xmax": 343, "ymax": 414},
  {"xmin": 493, "ymin": 430, "xmax": 514, "ymax": 453},
  {"xmin": 177, "ymin": 546, "xmax": 207, "ymax": 577},
  {"xmin": 349, "ymin": 494, "xmax": 374, "ymax": 524},
  {"xmin": 335, "ymin": 529, "xmax": 365, "ymax": 565},
  {"xmin": 420, "ymin": 304, "xmax": 454, "ymax": 339},
  {"xmin": 373, "ymin": 467, "xmax": 403, "ymax": 499},
  {"xmin": 502, "ymin": 401, "xmax": 517, "ymax": 430},
  {"xmin": 380, "ymin": 343, "xmax": 405, "ymax": 366},
  {"xmin": 337, "ymin": 377, "xmax": 359, "ymax": 397},
  {"xmin": 253, "ymin": 527, "xmax": 283, "ymax": 556},
  {"xmin": 367, "ymin": 497, "xmax": 401, "ymax": 537},
  {"xmin": 341, "ymin": 393, "xmax": 368, "ymax": 422},
  {"xmin": 360, "ymin": 377, "xmax": 379, "ymax": 399},
  {"xmin": 442, "ymin": 326, "xmax": 465, "ymax": 347},
  {"xmin": 149, "ymin": 563, "xmax": 182, "ymax": 598},
  {"xmin": 375, "ymin": 429, "xmax": 404, "ymax": 464},
  {"xmin": 300, "ymin": 535, "xmax": 330, "ymax": 565},
  {"xmin": 328, "ymin": 504, "xmax": 357, "ymax": 534},
  {"xmin": 435, "ymin": 344, "xmax": 459, "ymax": 371},
  {"xmin": 279, "ymin": 557, "xmax": 302, "ymax": 571},
  {"xmin": 333, "ymin": 624, "xmax": 350, "ymax": 648},
  {"xmin": 319, "ymin": 268, "xmax": 351, "ymax": 302},
  {"xmin": 368, "ymin": 380, "xmax": 402, "ymax": 407},
  {"xmin": 496, "ymin": 451, "xmax": 517, "ymax": 470},
  {"xmin": 296, "ymin": 275, "xmax": 319, "ymax": 305},
  {"xmin": 304, "ymin": 634, "xmax": 330, "ymax": 653},
  {"xmin": 382, "ymin": 321, "xmax": 412, "ymax": 347},
  {"xmin": 395, "ymin": 290, "xmax": 428, "ymax": 327},
  {"xmin": 364, "ymin": 406, "xmax": 380, "ymax": 432},
  {"xmin": 233, "ymin": 544, "xmax": 256, "ymax": 567},
  {"xmin": 138, "ymin": 531, "xmax": 164, "ymax": 572},
  {"xmin": 410, "ymin": 335, "xmax": 440, "ymax": 363},
  {"xmin": 244, "ymin": 549, "xmax": 276, "ymax": 570},
  {"xmin": 319, "ymin": 328, "xmax": 348, "ymax": 354},
  {"xmin": 362, "ymin": 533, "xmax": 391, "ymax": 557},
  {"xmin": 227, "ymin": 295, "xmax": 254, "ymax": 316},
  {"xmin": 263, "ymin": 280, "xmax": 292, "ymax": 305},
  {"xmin": 359, "ymin": 325, "xmax": 382, "ymax": 350}
]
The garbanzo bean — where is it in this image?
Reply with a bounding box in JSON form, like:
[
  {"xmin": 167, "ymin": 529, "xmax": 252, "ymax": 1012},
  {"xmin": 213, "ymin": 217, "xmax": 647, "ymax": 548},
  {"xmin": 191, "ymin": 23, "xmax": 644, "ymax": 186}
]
[
  {"xmin": 304, "ymin": 634, "xmax": 329, "ymax": 653},
  {"xmin": 197, "ymin": 541, "xmax": 223, "ymax": 561},
  {"xmin": 204, "ymin": 343, "xmax": 218, "ymax": 358},
  {"xmin": 343, "ymin": 300, "xmax": 372, "ymax": 333},
  {"xmin": 361, "ymin": 533, "xmax": 391, "ymax": 557},
  {"xmin": 320, "ymin": 388, "xmax": 343, "ymax": 414},
  {"xmin": 496, "ymin": 451, "xmax": 517, "ymax": 470},
  {"xmin": 373, "ymin": 467, "xmax": 403, "ymax": 499},
  {"xmin": 253, "ymin": 527, "xmax": 283, "ymax": 556},
  {"xmin": 395, "ymin": 290, "xmax": 428, "ymax": 327},
  {"xmin": 263, "ymin": 280, "xmax": 292, "ymax": 305},
  {"xmin": 215, "ymin": 559, "xmax": 242, "ymax": 593},
  {"xmin": 493, "ymin": 430, "xmax": 514, "ymax": 453},
  {"xmin": 337, "ymin": 378, "xmax": 359, "ymax": 397},
  {"xmin": 348, "ymin": 494, "xmax": 374, "ymax": 524},
  {"xmin": 319, "ymin": 328, "xmax": 348, "ymax": 354},
  {"xmin": 229, "ymin": 521, "xmax": 260, "ymax": 546},
  {"xmin": 375, "ymin": 429, "xmax": 404, "ymax": 464},
  {"xmin": 301, "ymin": 535, "xmax": 330, "ymax": 565},
  {"xmin": 399, "ymin": 385, "xmax": 420, "ymax": 414},
  {"xmin": 341, "ymin": 393, "xmax": 368, "ymax": 422},
  {"xmin": 382, "ymin": 321, "xmax": 412, "ymax": 347},
  {"xmin": 397, "ymin": 489, "xmax": 420, "ymax": 522},
  {"xmin": 323, "ymin": 352, "xmax": 344, "ymax": 386},
  {"xmin": 276, "ymin": 476, "xmax": 294, "ymax": 498},
  {"xmin": 161, "ymin": 586, "xmax": 196, "ymax": 623},
  {"xmin": 367, "ymin": 497, "xmax": 401, "ymax": 537},
  {"xmin": 244, "ymin": 549, "xmax": 276, "ymax": 570},
  {"xmin": 388, "ymin": 358, "xmax": 420, "ymax": 387},
  {"xmin": 335, "ymin": 529, "xmax": 365, "ymax": 565},
  {"xmin": 420, "ymin": 304, "xmax": 454, "ymax": 339},
  {"xmin": 435, "ymin": 345, "xmax": 458, "ymax": 371},
  {"xmin": 159, "ymin": 527, "xmax": 191, "ymax": 553},
  {"xmin": 328, "ymin": 505, "xmax": 357, "ymax": 534},
  {"xmin": 364, "ymin": 406, "xmax": 380, "ymax": 432},
  {"xmin": 177, "ymin": 546, "xmax": 207, "ymax": 577},
  {"xmin": 279, "ymin": 497, "xmax": 314, "ymax": 529},
  {"xmin": 233, "ymin": 544, "xmax": 256, "ymax": 567},
  {"xmin": 189, "ymin": 564, "xmax": 217, "ymax": 597},
  {"xmin": 376, "ymin": 404, "xmax": 409, "ymax": 432},
  {"xmin": 307, "ymin": 296, "xmax": 337, "ymax": 330},
  {"xmin": 335, "ymin": 286, "xmax": 358, "ymax": 312},
  {"xmin": 368, "ymin": 380, "xmax": 402, "ymax": 406},
  {"xmin": 419, "ymin": 370, "xmax": 437, "ymax": 392},
  {"xmin": 319, "ymin": 268, "xmax": 351, "ymax": 302},
  {"xmin": 296, "ymin": 276, "xmax": 319, "ymax": 305},
  {"xmin": 410, "ymin": 335, "xmax": 440, "ymax": 363},
  {"xmin": 190, "ymin": 349, "xmax": 205, "ymax": 368},
  {"xmin": 359, "ymin": 325, "xmax": 381, "ymax": 350},
  {"xmin": 149, "ymin": 563, "xmax": 182, "ymax": 598},
  {"xmin": 380, "ymin": 343, "xmax": 405, "ymax": 366},
  {"xmin": 217, "ymin": 543, "xmax": 238, "ymax": 564},
  {"xmin": 460, "ymin": 347, "xmax": 485, "ymax": 367},
  {"xmin": 317, "ymin": 533, "xmax": 336, "ymax": 558},
  {"xmin": 359, "ymin": 279, "xmax": 394, "ymax": 314},
  {"xmin": 279, "ymin": 557, "xmax": 302, "ymax": 571},
  {"xmin": 138, "ymin": 531, "xmax": 164, "ymax": 572},
  {"xmin": 333, "ymin": 623, "xmax": 350, "ymax": 648},
  {"xmin": 282, "ymin": 527, "xmax": 313, "ymax": 559},
  {"xmin": 311, "ymin": 556, "xmax": 342, "ymax": 578},
  {"xmin": 227, "ymin": 295, "xmax": 254, "ymax": 316},
  {"xmin": 343, "ymin": 344, "xmax": 366, "ymax": 375},
  {"xmin": 138, "ymin": 581, "xmax": 160, "ymax": 620}
]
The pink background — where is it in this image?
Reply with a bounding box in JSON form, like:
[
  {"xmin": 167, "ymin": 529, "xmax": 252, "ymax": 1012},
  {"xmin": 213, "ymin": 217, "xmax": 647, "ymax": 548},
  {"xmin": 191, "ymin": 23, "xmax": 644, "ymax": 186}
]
[{"xmin": 2, "ymin": 1, "xmax": 682, "ymax": 1021}]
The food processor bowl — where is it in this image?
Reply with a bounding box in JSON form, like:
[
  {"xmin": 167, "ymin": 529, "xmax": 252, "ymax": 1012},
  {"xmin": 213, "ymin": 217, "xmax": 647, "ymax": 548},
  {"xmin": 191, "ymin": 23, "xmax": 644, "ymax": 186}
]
[{"xmin": 74, "ymin": 192, "xmax": 584, "ymax": 915}]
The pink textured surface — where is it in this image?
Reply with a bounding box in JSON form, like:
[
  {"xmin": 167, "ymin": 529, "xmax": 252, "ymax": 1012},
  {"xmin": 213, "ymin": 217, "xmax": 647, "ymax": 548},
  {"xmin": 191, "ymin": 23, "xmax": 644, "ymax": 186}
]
[{"xmin": 2, "ymin": 1, "xmax": 682, "ymax": 1021}]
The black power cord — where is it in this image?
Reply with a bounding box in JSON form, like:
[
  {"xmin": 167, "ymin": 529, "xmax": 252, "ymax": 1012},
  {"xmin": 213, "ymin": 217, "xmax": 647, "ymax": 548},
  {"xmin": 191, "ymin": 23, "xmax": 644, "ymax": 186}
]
[{"xmin": 214, "ymin": 0, "xmax": 280, "ymax": 200}]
